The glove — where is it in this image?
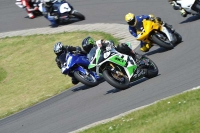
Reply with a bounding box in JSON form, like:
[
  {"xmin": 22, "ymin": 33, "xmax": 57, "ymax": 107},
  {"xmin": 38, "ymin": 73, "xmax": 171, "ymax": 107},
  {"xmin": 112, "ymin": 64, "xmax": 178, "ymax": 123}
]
[
  {"xmin": 75, "ymin": 46, "xmax": 82, "ymax": 53},
  {"xmin": 106, "ymin": 46, "xmax": 112, "ymax": 51},
  {"xmin": 54, "ymin": 16, "xmax": 59, "ymax": 20},
  {"xmin": 34, "ymin": 7, "xmax": 39, "ymax": 11},
  {"xmin": 150, "ymin": 17, "xmax": 155, "ymax": 21},
  {"xmin": 102, "ymin": 40, "xmax": 113, "ymax": 49}
]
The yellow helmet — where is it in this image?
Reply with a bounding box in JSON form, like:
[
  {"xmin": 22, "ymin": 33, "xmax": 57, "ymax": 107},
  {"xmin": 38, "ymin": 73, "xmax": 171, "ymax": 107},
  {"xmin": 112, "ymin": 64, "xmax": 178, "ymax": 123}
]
[{"xmin": 125, "ymin": 13, "xmax": 137, "ymax": 27}]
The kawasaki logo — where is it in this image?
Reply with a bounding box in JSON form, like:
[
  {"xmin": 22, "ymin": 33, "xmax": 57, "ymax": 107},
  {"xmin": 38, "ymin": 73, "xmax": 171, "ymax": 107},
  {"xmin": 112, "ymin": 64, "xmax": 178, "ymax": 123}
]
[{"xmin": 115, "ymin": 57, "xmax": 125, "ymax": 63}]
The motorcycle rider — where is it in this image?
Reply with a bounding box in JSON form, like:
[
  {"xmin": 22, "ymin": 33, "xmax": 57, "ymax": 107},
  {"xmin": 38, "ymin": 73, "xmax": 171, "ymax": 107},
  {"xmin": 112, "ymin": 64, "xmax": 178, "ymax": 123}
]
[
  {"xmin": 124, "ymin": 13, "xmax": 174, "ymax": 52},
  {"xmin": 42, "ymin": 0, "xmax": 68, "ymax": 27},
  {"xmin": 53, "ymin": 42, "xmax": 86, "ymax": 85},
  {"xmin": 168, "ymin": 0, "xmax": 200, "ymax": 17},
  {"xmin": 15, "ymin": 0, "xmax": 41, "ymax": 19},
  {"xmin": 81, "ymin": 36, "xmax": 141, "ymax": 62}
]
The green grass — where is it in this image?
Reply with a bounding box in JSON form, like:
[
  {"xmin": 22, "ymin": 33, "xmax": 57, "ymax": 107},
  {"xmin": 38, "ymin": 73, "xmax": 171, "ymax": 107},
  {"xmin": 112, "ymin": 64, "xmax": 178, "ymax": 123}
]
[
  {"xmin": 0, "ymin": 67, "xmax": 7, "ymax": 82},
  {"xmin": 0, "ymin": 31, "xmax": 120, "ymax": 119},
  {"xmin": 79, "ymin": 88, "xmax": 200, "ymax": 133}
]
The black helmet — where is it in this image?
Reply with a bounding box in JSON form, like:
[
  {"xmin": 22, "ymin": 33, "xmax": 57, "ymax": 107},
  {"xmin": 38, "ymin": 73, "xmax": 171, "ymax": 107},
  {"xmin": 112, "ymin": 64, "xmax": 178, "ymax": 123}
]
[
  {"xmin": 53, "ymin": 42, "xmax": 64, "ymax": 56},
  {"xmin": 43, "ymin": 0, "xmax": 56, "ymax": 7},
  {"xmin": 82, "ymin": 36, "xmax": 95, "ymax": 53}
]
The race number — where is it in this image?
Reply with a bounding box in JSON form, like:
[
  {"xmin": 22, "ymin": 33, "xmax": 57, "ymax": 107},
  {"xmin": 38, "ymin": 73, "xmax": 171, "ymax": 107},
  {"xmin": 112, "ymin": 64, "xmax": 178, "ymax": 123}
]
[{"xmin": 59, "ymin": 3, "xmax": 71, "ymax": 13}]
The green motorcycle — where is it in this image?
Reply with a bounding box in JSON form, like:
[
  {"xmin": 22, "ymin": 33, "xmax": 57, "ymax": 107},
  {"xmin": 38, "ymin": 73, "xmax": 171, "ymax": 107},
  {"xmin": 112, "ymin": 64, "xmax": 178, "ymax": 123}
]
[{"xmin": 88, "ymin": 43, "xmax": 159, "ymax": 90}]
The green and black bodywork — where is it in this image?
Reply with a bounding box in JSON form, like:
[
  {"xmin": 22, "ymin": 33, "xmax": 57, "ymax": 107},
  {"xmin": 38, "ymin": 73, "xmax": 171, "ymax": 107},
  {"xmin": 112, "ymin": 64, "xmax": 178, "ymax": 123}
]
[{"xmin": 88, "ymin": 44, "xmax": 158, "ymax": 90}]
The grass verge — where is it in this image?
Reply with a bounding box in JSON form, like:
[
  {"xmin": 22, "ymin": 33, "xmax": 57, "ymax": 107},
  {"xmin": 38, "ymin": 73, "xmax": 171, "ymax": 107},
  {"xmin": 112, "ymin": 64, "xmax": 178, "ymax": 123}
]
[
  {"xmin": 79, "ymin": 88, "xmax": 200, "ymax": 133},
  {"xmin": 0, "ymin": 31, "xmax": 120, "ymax": 119}
]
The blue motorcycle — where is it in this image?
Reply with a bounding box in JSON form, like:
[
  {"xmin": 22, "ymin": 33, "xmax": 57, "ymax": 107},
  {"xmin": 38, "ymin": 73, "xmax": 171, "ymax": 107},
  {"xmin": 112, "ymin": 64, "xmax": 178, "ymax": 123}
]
[{"xmin": 59, "ymin": 52, "xmax": 100, "ymax": 87}]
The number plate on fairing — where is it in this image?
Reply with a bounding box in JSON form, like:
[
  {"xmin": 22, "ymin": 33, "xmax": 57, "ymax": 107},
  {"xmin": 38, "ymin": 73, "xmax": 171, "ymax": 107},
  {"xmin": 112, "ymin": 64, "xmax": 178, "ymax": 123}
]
[{"xmin": 59, "ymin": 3, "xmax": 71, "ymax": 13}]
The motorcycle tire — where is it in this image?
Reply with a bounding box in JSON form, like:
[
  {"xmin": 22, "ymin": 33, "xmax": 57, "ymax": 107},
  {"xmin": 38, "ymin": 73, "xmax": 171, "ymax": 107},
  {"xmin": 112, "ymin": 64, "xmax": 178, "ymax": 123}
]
[
  {"xmin": 72, "ymin": 11, "xmax": 85, "ymax": 20},
  {"xmin": 173, "ymin": 32, "xmax": 182, "ymax": 44},
  {"xmin": 74, "ymin": 71, "xmax": 99, "ymax": 87},
  {"xmin": 142, "ymin": 56, "xmax": 159, "ymax": 79},
  {"xmin": 151, "ymin": 33, "xmax": 174, "ymax": 49},
  {"xmin": 102, "ymin": 69, "xmax": 130, "ymax": 90}
]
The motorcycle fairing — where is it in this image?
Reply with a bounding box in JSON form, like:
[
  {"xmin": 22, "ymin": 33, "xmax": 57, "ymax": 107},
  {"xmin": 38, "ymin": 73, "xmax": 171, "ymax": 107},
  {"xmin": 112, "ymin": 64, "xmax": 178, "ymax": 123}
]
[
  {"xmin": 177, "ymin": 0, "xmax": 195, "ymax": 7},
  {"xmin": 62, "ymin": 53, "xmax": 89, "ymax": 74},
  {"xmin": 161, "ymin": 26, "xmax": 174, "ymax": 42},
  {"xmin": 88, "ymin": 47, "xmax": 137, "ymax": 79},
  {"xmin": 177, "ymin": 0, "xmax": 196, "ymax": 14},
  {"xmin": 137, "ymin": 19, "xmax": 160, "ymax": 43},
  {"xmin": 59, "ymin": 3, "xmax": 72, "ymax": 13},
  {"xmin": 73, "ymin": 66, "xmax": 88, "ymax": 75}
]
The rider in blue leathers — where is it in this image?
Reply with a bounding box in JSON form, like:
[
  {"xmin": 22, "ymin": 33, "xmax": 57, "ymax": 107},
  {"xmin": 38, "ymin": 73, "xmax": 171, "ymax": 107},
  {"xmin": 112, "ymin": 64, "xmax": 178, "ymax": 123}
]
[
  {"xmin": 42, "ymin": 0, "xmax": 68, "ymax": 27},
  {"xmin": 125, "ymin": 13, "xmax": 174, "ymax": 52},
  {"xmin": 53, "ymin": 42, "xmax": 86, "ymax": 84}
]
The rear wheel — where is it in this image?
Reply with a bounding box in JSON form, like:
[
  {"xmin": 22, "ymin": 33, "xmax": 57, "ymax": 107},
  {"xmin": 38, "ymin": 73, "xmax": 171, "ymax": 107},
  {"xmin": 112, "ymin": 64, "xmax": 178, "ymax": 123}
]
[
  {"xmin": 151, "ymin": 33, "xmax": 174, "ymax": 49},
  {"xmin": 74, "ymin": 71, "xmax": 98, "ymax": 87},
  {"xmin": 103, "ymin": 69, "xmax": 130, "ymax": 90},
  {"xmin": 72, "ymin": 11, "xmax": 85, "ymax": 20}
]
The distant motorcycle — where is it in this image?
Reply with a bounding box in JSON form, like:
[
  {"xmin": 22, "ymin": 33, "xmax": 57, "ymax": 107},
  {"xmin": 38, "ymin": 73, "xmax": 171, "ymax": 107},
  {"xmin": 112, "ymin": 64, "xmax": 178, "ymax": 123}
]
[
  {"xmin": 60, "ymin": 52, "xmax": 100, "ymax": 87},
  {"xmin": 15, "ymin": 0, "xmax": 43, "ymax": 19},
  {"xmin": 170, "ymin": 0, "xmax": 200, "ymax": 17},
  {"xmin": 39, "ymin": 0, "xmax": 85, "ymax": 25}
]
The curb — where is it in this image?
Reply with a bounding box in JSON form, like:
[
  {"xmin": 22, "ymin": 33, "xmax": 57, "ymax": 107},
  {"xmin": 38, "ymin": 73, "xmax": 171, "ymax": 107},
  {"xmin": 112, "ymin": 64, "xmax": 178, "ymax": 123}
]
[{"xmin": 0, "ymin": 23, "xmax": 139, "ymax": 49}]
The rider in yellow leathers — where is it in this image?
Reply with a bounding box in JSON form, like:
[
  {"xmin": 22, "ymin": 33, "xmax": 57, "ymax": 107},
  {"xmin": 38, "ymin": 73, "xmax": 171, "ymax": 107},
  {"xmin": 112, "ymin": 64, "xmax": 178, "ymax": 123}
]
[{"xmin": 125, "ymin": 13, "xmax": 174, "ymax": 52}]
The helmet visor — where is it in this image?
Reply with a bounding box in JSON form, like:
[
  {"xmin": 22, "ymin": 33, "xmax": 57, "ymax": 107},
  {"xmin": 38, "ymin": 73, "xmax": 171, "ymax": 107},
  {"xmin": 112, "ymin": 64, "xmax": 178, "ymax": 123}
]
[{"xmin": 127, "ymin": 17, "xmax": 136, "ymax": 26}]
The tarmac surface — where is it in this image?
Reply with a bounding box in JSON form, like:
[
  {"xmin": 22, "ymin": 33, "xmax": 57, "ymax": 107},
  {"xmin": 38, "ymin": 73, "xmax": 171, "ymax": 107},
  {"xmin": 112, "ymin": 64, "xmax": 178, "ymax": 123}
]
[{"xmin": 0, "ymin": 0, "xmax": 200, "ymax": 133}]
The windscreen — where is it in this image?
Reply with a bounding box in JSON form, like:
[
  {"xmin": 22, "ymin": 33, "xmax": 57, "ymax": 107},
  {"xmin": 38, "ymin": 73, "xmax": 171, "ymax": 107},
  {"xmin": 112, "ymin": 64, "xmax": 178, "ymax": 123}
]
[{"xmin": 87, "ymin": 47, "xmax": 97, "ymax": 61}]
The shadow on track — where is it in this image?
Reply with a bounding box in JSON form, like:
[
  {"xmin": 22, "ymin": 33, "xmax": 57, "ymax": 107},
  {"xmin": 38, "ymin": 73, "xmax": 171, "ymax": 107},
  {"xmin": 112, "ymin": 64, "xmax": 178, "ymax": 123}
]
[
  {"xmin": 57, "ymin": 18, "xmax": 85, "ymax": 27},
  {"xmin": 105, "ymin": 77, "xmax": 159, "ymax": 95},
  {"xmin": 72, "ymin": 84, "xmax": 91, "ymax": 92},
  {"xmin": 180, "ymin": 15, "xmax": 200, "ymax": 24},
  {"xmin": 135, "ymin": 41, "xmax": 183, "ymax": 56},
  {"xmin": 72, "ymin": 79, "xmax": 105, "ymax": 92},
  {"xmin": 135, "ymin": 46, "xmax": 169, "ymax": 56}
]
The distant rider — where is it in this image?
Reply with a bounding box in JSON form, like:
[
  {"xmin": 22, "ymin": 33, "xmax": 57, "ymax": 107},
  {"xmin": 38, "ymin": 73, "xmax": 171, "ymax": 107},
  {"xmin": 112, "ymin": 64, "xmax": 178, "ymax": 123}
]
[
  {"xmin": 168, "ymin": 0, "xmax": 200, "ymax": 17},
  {"xmin": 124, "ymin": 13, "xmax": 174, "ymax": 52},
  {"xmin": 42, "ymin": 0, "xmax": 69, "ymax": 27},
  {"xmin": 15, "ymin": 0, "xmax": 40, "ymax": 19},
  {"xmin": 53, "ymin": 42, "xmax": 86, "ymax": 85}
]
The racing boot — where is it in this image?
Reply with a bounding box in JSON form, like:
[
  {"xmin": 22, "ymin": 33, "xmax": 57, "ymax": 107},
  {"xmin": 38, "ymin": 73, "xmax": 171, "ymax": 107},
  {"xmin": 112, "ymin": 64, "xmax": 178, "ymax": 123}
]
[
  {"xmin": 140, "ymin": 45, "xmax": 149, "ymax": 52},
  {"xmin": 140, "ymin": 43, "xmax": 153, "ymax": 52},
  {"xmin": 71, "ymin": 76, "xmax": 79, "ymax": 85},
  {"xmin": 146, "ymin": 43, "xmax": 153, "ymax": 49}
]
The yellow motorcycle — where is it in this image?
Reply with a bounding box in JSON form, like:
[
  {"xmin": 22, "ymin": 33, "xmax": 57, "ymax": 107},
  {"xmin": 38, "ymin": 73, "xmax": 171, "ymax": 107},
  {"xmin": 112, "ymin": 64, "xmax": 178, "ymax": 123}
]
[{"xmin": 136, "ymin": 18, "xmax": 182, "ymax": 49}]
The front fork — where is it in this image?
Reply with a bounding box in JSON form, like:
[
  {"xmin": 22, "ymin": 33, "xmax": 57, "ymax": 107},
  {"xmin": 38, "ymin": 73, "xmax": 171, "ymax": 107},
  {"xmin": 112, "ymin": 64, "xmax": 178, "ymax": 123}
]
[{"xmin": 76, "ymin": 66, "xmax": 100, "ymax": 80}]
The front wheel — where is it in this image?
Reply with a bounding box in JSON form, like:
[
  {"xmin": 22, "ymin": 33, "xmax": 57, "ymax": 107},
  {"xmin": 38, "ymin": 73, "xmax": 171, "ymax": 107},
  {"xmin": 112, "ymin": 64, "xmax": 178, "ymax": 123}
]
[
  {"xmin": 72, "ymin": 10, "xmax": 85, "ymax": 20},
  {"xmin": 142, "ymin": 56, "xmax": 159, "ymax": 78},
  {"xmin": 151, "ymin": 33, "xmax": 174, "ymax": 49},
  {"xmin": 102, "ymin": 69, "xmax": 130, "ymax": 90},
  {"xmin": 74, "ymin": 71, "xmax": 98, "ymax": 87},
  {"xmin": 173, "ymin": 32, "xmax": 182, "ymax": 44}
]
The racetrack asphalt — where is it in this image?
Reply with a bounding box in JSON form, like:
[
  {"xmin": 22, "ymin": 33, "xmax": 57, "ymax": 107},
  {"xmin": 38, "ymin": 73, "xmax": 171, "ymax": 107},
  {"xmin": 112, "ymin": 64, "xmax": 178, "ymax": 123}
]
[{"xmin": 1, "ymin": 0, "xmax": 200, "ymax": 133}]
